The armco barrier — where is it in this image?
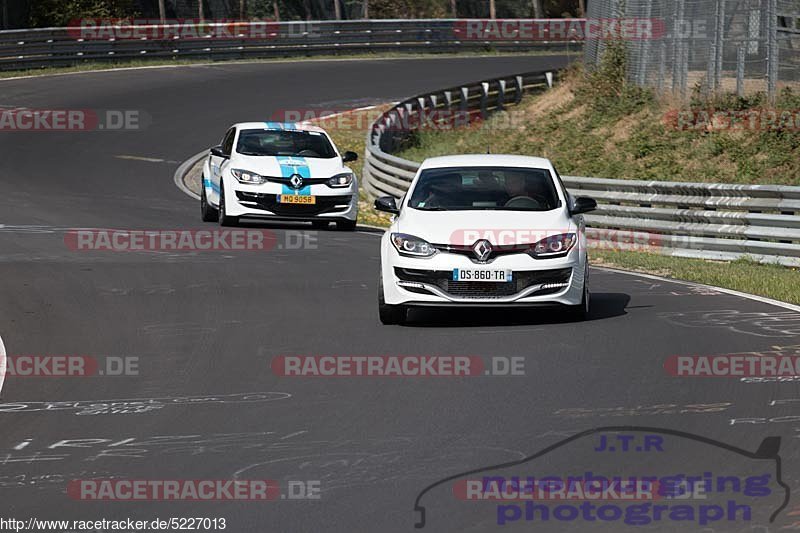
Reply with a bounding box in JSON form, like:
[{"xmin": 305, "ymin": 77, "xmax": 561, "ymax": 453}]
[
  {"xmin": 362, "ymin": 70, "xmax": 800, "ymax": 266},
  {"xmin": 0, "ymin": 20, "xmax": 577, "ymax": 71}
]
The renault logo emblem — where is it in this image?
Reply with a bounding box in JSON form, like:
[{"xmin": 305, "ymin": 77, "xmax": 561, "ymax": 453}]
[
  {"xmin": 289, "ymin": 174, "xmax": 304, "ymax": 189},
  {"xmin": 472, "ymin": 240, "xmax": 492, "ymax": 262}
]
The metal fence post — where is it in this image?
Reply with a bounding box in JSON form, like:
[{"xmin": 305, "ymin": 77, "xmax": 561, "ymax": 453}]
[
  {"xmin": 766, "ymin": 0, "xmax": 778, "ymax": 102},
  {"xmin": 736, "ymin": 45, "xmax": 745, "ymax": 96},
  {"xmin": 513, "ymin": 75, "xmax": 523, "ymax": 103},
  {"xmin": 497, "ymin": 79, "xmax": 506, "ymax": 110},
  {"xmin": 636, "ymin": 0, "xmax": 652, "ymax": 86},
  {"xmin": 459, "ymin": 87, "xmax": 469, "ymax": 114},
  {"xmin": 714, "ymin": 0, "xmax": 725, "ymax": 91},
  {"xmin": 479, "ymin": 82, "xmax": 489, "ymax": 119},
  {"xmin": 672, "ymin": 0, "xmax": 683, "ymax": 95},
  {"xmin": 678, "ymin": 0, "xmax": 688, "ymax": 98},
  {"xmin": 657, "ymin": 40, "xmax": 666, "ymax": 92}
]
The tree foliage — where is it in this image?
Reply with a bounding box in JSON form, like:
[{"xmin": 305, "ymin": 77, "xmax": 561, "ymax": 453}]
[
  {"xmin": 29, "ymin": 0, "xmax": 136, "ymax": 27},
  {"xmin": 24, "ymin": 0, "xmax": 582, "ymax": 27}
]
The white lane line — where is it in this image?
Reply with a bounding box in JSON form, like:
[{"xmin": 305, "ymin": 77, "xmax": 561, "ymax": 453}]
[
  {"xmin": 593, "ymin": 266, "xmax": 800, "ymax": 313},
  {"xmin": 299, "ymin": 104, "xmax": 384, "ymax": 122},
  {"xmin": 0, "ymin": 333, "xmax": 6, "ymax": 397},
  {"xmin": 115, "ymin": 154, "xmax": 179, "ymax": 164}
]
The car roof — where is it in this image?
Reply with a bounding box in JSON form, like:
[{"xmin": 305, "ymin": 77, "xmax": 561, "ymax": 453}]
[
  {"xmin": 233, "ymin": 122, "xmax": 326, "ymax": 133},
  {"xmin": 419, "ymin": 154, "xmax": 554, "ymax": 170}
]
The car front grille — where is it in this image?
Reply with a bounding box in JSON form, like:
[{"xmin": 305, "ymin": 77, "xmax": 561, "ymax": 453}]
[
  {"xmin": 235, "ymin": 192, "xmax": 352, "ymax": 216},
  {"xmin": 395, "ymin": 268, "xmax": 572, "ymax": 299}
]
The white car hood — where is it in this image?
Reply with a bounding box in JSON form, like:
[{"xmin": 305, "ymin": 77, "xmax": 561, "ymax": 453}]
[
  {"xmin": 229, "ymin": 154, "xmax": 345, "ymax": 178},
  {"xmin": 395, "ymin": 209, "xmax": 575, "ymax": 246}
]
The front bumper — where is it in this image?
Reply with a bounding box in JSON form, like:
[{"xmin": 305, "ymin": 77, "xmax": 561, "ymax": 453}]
[
  {"xmin": 223, "ymin": 179, "xmax": 358, "ymax": 222},
  {"xmin": 381, "ymin": 237, "xmax": 586, "ymax": 307}
]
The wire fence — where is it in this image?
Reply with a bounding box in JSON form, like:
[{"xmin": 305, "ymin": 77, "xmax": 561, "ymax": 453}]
[{"xmin": 584, "ymin": 0, "xmax": 800, "ymax": 99}]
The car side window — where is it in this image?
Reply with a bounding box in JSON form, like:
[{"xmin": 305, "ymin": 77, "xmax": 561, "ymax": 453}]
[{"xmin": 221, "ymin": 128, "xmax": 236, "ymax": 156}]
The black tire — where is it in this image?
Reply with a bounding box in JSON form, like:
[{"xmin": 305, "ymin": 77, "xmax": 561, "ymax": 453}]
[
  {"xmin": 336, "ymin": 219, "xmax": 357, "ymax": 231},
  {"xmin": 378, "ymin": 275, "xmax": 406, "ymax": 325},
  {"xmin": 218, "ymin": 181, "xmax": 239, "ymax": 227},
  {"xmin": 311, "ymin": 220, "xmax": 329, "ymax": 229},
  {"xmin": 566, "ymin": 273, "xmax": 590, "ymax": 322},
  {"xmin": 200, "ymin": 181, "xmax": 219, "ymax": 222}
]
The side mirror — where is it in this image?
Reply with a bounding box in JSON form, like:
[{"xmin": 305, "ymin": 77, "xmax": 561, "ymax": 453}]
[
  {"xmin": 210, "ymin": 145, "xmax": 227, "ymax": 158},
  {"xmin": 342, "ymin": 151, "xmax": 358, "ymax": 163},
  {"xmin": 374, "ymin": 196, "xmax": 399, "ymax": 214},
  {"xmin": 571, "ymin": 196, "xmax": 597, "ymax": 215}
]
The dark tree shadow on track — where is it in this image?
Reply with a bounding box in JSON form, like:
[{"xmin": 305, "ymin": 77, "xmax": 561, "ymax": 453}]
[
  {"xmin": 233, "ymin": 219, "xmax": 324, "ymax": 231},
  {"xmin": 226, "ymin": 219, "xmax": 384, "ymax": 234},
  {"xmin": 405, "ymin": 292, "xmax": 630, "ymax": 327}
]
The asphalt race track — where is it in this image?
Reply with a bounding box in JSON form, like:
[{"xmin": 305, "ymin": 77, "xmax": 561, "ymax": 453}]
[{"xmin": 1, "ymin": 55, "xmax": 799, "ymax": 532}]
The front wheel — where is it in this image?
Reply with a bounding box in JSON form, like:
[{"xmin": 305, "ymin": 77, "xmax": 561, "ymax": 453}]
[
  {"xmin": 566, "ymin": 278, "xmax": 590, "ymax": 322},
  {"xmin": 378, "ymin": 275, "xmax": 406, "ymax": 325},
  {"xmin": 218, "ymin": 181, "xmax": 239, "ymax": 227},
  {"xmin": 200, "ymin": 180, "xmax": 219, "ymax": 222}
]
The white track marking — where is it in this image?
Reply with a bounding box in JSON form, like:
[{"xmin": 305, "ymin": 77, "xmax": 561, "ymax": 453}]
[
  {"xmin": 593, "ymin": 266, "xmax": 800, "ymax": 313},
  {"xmin": 115, "ymin": 155, "xmax": 179, "ymax": 164}
]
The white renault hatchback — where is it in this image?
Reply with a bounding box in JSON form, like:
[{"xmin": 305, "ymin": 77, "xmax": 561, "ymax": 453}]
[
  {"xmin": 374, "ymin": 154, "xmax": 597, "ymax": 324},
  {"xmin": 201, "ymin": 122, "xmax": 359, "ymax": 230}
]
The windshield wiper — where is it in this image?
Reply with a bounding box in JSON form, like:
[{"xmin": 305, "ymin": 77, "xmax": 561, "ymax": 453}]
[{"xmin": 237, "ymin": 151, "xmax": 267, "ymax": 156}]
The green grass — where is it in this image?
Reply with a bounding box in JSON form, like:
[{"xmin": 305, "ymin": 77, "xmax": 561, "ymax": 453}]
[
  {"xmin": 593, "ymin": 250, "xmax": 800, "ymax": 305},
  {"xmin": 0, "ymin": 50, "xmax": 579, "ymax": 80},
  {"xmin": 397, "ymin": 64, "xmax": 800, "ymax": 185}
]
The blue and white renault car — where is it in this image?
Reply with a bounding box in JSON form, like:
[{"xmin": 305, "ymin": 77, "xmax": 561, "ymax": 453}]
[
  {"xmin": 201, "ymin": 122, "xmax": 359, "ymax": 230},
  {"xmin": 374, "ymin": 155, "xmax": 597, "ymax": 324}
]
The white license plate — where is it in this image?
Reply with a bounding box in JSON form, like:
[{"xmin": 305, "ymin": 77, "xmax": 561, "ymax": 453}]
[{"xmin": 452, "ymin": 268, "xmax": 513, "ymax": 282}]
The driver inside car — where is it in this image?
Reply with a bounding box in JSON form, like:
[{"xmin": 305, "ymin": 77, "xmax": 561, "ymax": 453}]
[{"xmin": 503, "ymin": 172, "xmax": 530, "ymax": 206}]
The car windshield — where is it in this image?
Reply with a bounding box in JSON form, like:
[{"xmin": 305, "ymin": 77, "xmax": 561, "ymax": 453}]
[
  {"xmin": 408, "ymin": 166, "xmax": 561, "ymax": 211},
  {"xmin": 235, "ymin": 129, "xmax": 337, "ymax": 158}
]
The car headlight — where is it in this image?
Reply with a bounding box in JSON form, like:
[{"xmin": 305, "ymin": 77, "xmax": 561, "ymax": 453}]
[
  {"xmin": 391, "ymin": 233, "xmax": 437, "ymax": 258},
  {"xmin": 327, "ymin": 172, "xmax": 354, "ymax": 188},
  {"xmin": 530, "ymin": 233, "xmax": 577, "ymax": 258},
  {"xmin": 231, "ymin": 168, "xmax": 265, "ymax": 184}
]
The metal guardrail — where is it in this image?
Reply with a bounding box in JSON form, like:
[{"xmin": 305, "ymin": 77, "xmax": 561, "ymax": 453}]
[
  {"xmin": 0, "ymin": 20, "xmax": 574, "ymax": 71},
  {"xmin": 362, "ymin": 71, "xmax": 800, "ymax": 267}
]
